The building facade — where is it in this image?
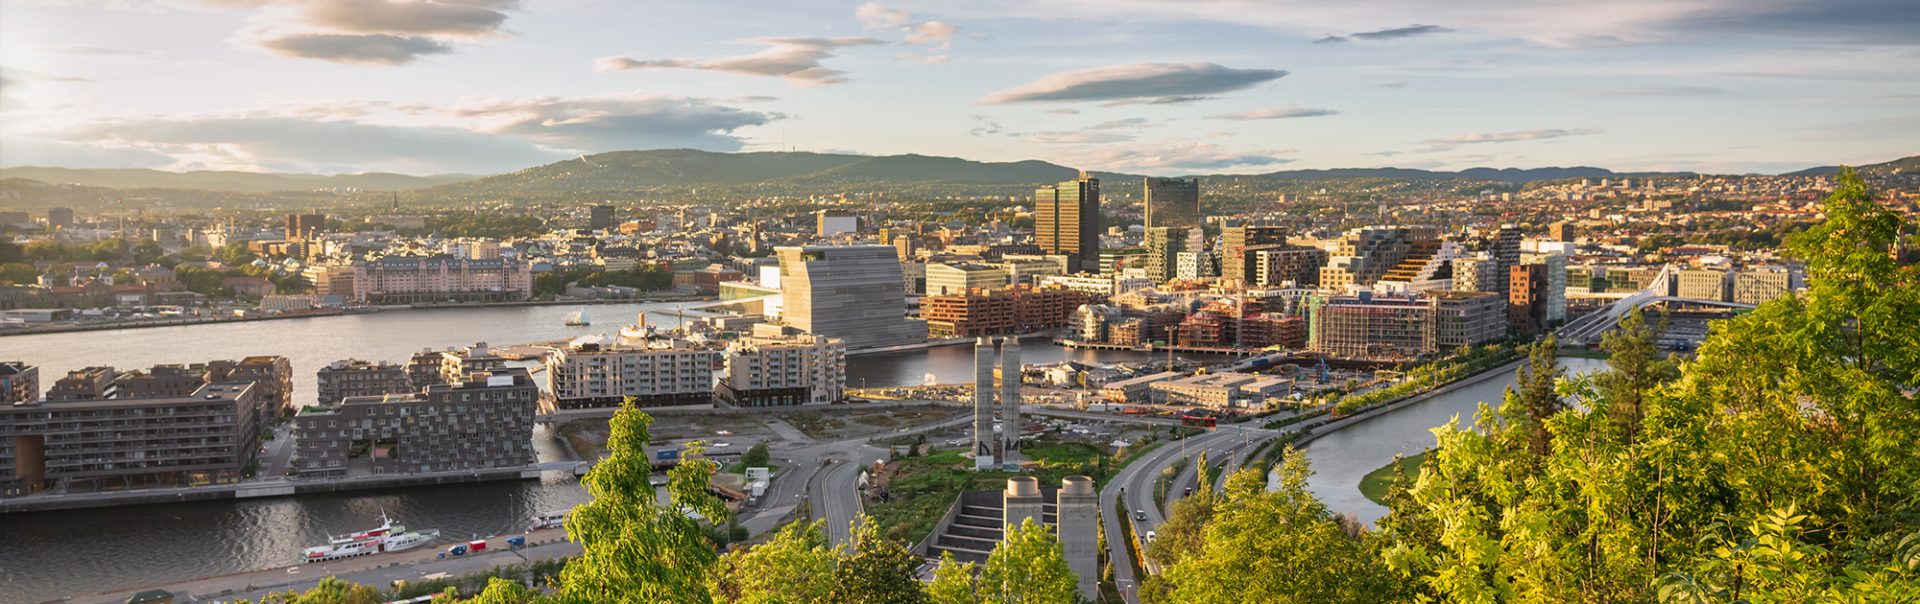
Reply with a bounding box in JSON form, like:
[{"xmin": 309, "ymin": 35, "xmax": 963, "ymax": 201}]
[
  {"xmin": 2, "ymin": 382, "xmax": 261, "ymax": 496},
  {"xmin": 1251, "ymin": 246, "xmax": 1328, "ymax": 288},
  {"xmin": 316, "ymin": 359, "xmax": 413, "ymax": 406},
  {"xmin": 776, "ymin": 245, "xmax": 927, "ymax": 349},
  {"xmin": 922, "ymin": 286, "xmax": 1091, "ymax": 339},
  {"xmin": 1309, "ymin": 294, "xmax": 1435, "ymax": 359},
  {"xmin": 0, "ymin": 362, "xmax": 36, "ymax": 405},
  {"xmin": 717, "ymin": 327, "xmax": 846, "ymax": 407},
  {"xmin": 926, "ymin": 263, "xmax": 1009, "ymax": 297},
  {"xmin": 292, "ymin": 368, "xmax": 536, "ymax": 479},
  {"xmin": 352, "ymin": 256, "xmax": 533, "ymax": 304},
  {"xmin": 1220, "ymin": 225, "xmax": 1288, "ymax": 284},
  {"xmin": 545, "ymin": 333, "xmax": 715, "ymax": 410},
  {"xmin": 1143, "ymin": 177, "xmax": 1200, "ymax": 231},
  {"xmin": 1034, "ymin": 174, "xmax": 1101, "ymax": 272}
]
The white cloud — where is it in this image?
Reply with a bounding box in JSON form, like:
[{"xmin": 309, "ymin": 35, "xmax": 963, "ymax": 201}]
[
  {"xmin": 255, "ymin": 33, "xmax": 451, "ymax": 65},
  {"xmin": 854, "ymin": 3, "xmax": 911, "ymax": 29},
  {"xmin": 1208, "ymin": 106, "xmax": 1339, "ymax": 120},
  {"xmin": 1064, "ymin": 139, "xmax": 1296, "ymax": 173},
  {"xmin": 597, "ymin": 37, "xmax": 882, "ymax": 86},
  {"xmin": 1423, "ymin": 128, "xmax": 1600, "ymax": 146},
  {"xmin": 206, "ymin": 0, "xmax": 522, "ymax": 64},
  {"xmin": 979, "ymin": 62, "xmax": 1286, "ymax": 104},
  {"xmin": 906, "ymin": 21, "xmax": 959, "ymax": 49}
]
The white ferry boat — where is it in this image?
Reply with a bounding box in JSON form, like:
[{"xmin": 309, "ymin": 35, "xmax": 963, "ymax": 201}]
[
  {"xmin": 302, "ymin": 512, "xmax": 441, "ymax": 564},
  {"xmin": 564, "ymin": 310, "xmax": 590, "ymax": 326}
]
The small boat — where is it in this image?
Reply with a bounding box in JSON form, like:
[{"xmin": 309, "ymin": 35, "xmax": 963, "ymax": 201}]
[
  {"xmin": 564, "ymin": 310, "xmax": 590, "ymax": 326},
  {"xmin": 301, "ymin": 511, "xmax": 440, "ymax": 564},
  {"xmin": 530, "ymin": 509, "xmax": 572, "ymax": 531}
]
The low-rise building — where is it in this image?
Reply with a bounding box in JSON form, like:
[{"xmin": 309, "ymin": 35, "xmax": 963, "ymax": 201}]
[
  {"xmin": 717, "ymin": 326, "xmax": 846, "ymax": 407},
  {"xmin": 1100, "ymin": 371, "xmax": 1181, "ymax": 403},
  {"xmin": 291, "ymin": 368, "xmax": 537, "ymax": 479},
  {"xmin": 1149, "ymin": 373, "xmax": 1293, "ymax": 407},
  {"xmin": 1309, "ymin": 293, "xmax": 1435, "ymax": 359},
  {"xmin": 351, "ymin": 256, "xmax": 532, "ymax": 304},
  {"xmin": 925, "ymin": 262, "xmax": 1009, "ymax": 297}
]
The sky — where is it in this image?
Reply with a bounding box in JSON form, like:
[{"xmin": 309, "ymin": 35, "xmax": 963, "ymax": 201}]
[{"xmin": 0, "ymin": 0, "xmax": 1916, "ymax": 176}]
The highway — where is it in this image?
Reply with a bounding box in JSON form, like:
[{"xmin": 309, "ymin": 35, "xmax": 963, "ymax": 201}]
[{"xmin": 1100, "ymin": 426, "xmax": 1272, "ymax": 603}]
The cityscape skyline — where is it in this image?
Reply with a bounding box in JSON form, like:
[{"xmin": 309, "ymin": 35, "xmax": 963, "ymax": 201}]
[{"xmin": 3, "ymin": 0, "xmax": 1917, "ymax": 176}]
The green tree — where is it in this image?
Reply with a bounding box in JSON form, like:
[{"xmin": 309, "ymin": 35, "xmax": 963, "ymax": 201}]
[
  {"xmin": 708, "ymin": 520, "xmax": 837, "ymax": 603},
  {"xmin": 829, "ymin": 519, "xmax": 934, "ymax": 604},
  {"xmin": 978, "ymin": 518, "xmax": 1079, "ymax": 604},
  {"xmin": 555, "ymin": 398, "xmax": 728, "ymax": 603},
  {"xmin": 463, "ymin": 577, "xmax": 538, "ymax": 604},
  {"xmin": 0, "ymin": 262, "xmax": 38, "ymax": 285},
  {"xmin": 927, "ymin": 551, "xmax": 980, "ymax": 604},
  {"xmin": 1147, "ymin": 451, "xmax": 1215, "ymax": 567},
  {"xmin": 250, "ymin": 577, "xmax": 382, "ymax": 604},
  {"xmin": 743, "ymin": 442, "xmax": 771, "ymax": 468},
  {"xmin": 1515, "ymin": 335, "xmax": 1565, "ymax": 459},
  {"xmin": 1594, "ymin": 307, "xmax": 1676, "ymax": 443},
  {"xmin": 131, "ymin": 239, "xmax": 165, "ymax": 264}
]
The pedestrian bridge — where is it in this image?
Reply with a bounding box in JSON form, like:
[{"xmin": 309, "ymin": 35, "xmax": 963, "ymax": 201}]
[{"xmin": 1557, "ymin": 265, "xmax": 1755, "ymax": 345}]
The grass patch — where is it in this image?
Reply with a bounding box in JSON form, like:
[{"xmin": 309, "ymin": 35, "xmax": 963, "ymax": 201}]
[{"xmin": 1359, "ymin": 450, "xmax": 1429, "ymax": 505}]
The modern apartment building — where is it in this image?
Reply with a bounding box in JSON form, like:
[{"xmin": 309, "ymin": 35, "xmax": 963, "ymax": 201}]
[
  {"xmin": 922, "ymin": 286, "xmax": 1091, "ymax": 339},
  {"xmin": 1175, "ymin": 250, "xmax": 1216, "ymax": 280},
  {"xmin": 926, "ymin": 262, "xmax": 1009, "ymax": 296},
  {"xmin": 1034, "ymin": 173, "xmax": 1101, "ymax": 272},
  {"xmin": 316, "ymin": 359, "xmax": 414, "ymax": 406},
  {"xmin": 717, "ymin": 326, "xmax": 847, "ymax": 407},
  {"xmin": 45, "ymin": 367, "xmax": 118, "ymax": 401},
  {"xmin": 1, "ymin": 362, "xmax": 39, "ymax": 405},
  {"xmin": 1250, "ymin": 246, "xmax": 1329, "ymax": 288},
  {"xmin": 291, "ymin": 368, "xmax": 537, "ymax": 479},
  {"xmin": 1509, "ymin": 264, "xmax": 1550, "ymax": 334},
  {"xmin": 1220, "ymin": 225, "xmax": 1288, "ymax": 284},
  {"xmin": 1428, "ymin": 290, "xmax": 1508, "ymax": 350},
  {"xmin": 1143, "ymin": 177, "xmax": 1200, "ymax": 231},
  {"xmin": 544, "ymin": 331, "xmax": 715, "ymax": 410},
  {"xmin": 1, "ymin": 382, "xmax": 262, "ymax": 496},
  {"xmin": 589, "ymin": 205, "xmax": 616, "ymax": 230},
  {"xmin": 351, "ymin": 256, "xmax": 533, "ymax": 304},
  {"xmin": 1451, "ymin": 255, "xmax": 1500, "ymax": 293},
  {"xmin": 1319, "ymin": 226, "xmax": 1438, "ymax": 293},
  {"xmin": 776, "ymin": 244, "xmax": 927, "ymax": 349}
]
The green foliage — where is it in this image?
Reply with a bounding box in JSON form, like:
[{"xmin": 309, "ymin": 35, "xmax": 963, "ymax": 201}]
[
  {"xmin": 555, "ymin": 398, "xmax": 726, "ymax": 603},
  {"xmin": 742, "ymin": 442, "xmax": 771, "ymax": 468},
  {"xmin": 249, "ymin": 577, "xmax": 382, "ymax": 604},
  {"xmin": 533, "ymin": 266, "xmax": 673, "ymax": 297},
  {"xmin": 408, "ymin": 214, "xmax": 547, "ymax": 239},
  {"xmin": 1148, "ymin": 451, "xmax": 1215, "ymax": 568},
  {"xmin": 1152, "ymin": 452, "xmax": 1406, "ymax": 603},
  {"xmin": 1329, "ymin": 344, "xmax": 1521, "ymax": 416},
  {"xmin": 927, "ymin": 551, "xmax": 981, "ymax": 604},
  {"xmin": 830, "ymin": 520, "xmax": 934, "ymax": 604},
  {"xmin": 0, "ymin": 262, "xmax": 37, "ymax": 285},
  {"xmin": 979, "ymin": 517, "xmax": 1080, "ymax": 604},
  {"xmin": 708, "ymin": 520, "xmax": 837, "ymax": 603}
]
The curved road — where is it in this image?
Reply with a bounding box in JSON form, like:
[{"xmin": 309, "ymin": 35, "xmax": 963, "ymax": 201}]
[{"xmin": 1100, "ymin": 425, "xmax": 1280, "ymax": 603}]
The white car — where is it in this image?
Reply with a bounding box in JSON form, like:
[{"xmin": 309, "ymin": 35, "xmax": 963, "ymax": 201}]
[
  {"xmin": 1145, "ymin": 531, "xmax": 1157, "ymax": 543},
  {"xmin": 712, "ymin": 442, "xmax": 732, "ymax": 448}
]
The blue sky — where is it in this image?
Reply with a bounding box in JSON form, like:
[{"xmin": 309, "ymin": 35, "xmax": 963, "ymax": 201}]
[{"xmin": 1, "ymin": 0, "xmax": 1915, "ymax": 175}]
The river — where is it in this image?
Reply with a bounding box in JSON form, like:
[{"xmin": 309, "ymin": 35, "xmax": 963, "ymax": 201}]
[
  {"xmin": 0, "ymin": 303, "xmax": 1201, "ymax": 602},
  {"xmin": 1302, "ymin": 357, "xmax": 1610, "ymax": 525}
]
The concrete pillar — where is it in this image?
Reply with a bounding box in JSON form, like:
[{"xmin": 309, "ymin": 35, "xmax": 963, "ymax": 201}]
[
  {"xmin": 1057, "ymin": 475, "xmax": 1100, "ymax": 602},
  {"xmin": 973, "ymin": 337, "xmax": 996, "ymax": 470},
  {"xmin": 1002, "ymin": 476, "xmax": 1043, "ymax": 530},
  {"xmin": 999, "ymin": 336, "xmax": 1021, "ymax": 466}
]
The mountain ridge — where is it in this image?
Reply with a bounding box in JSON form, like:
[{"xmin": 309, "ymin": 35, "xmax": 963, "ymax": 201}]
[{"xmin": 0, "ymin": 167, "xmax": 477, "ymax": 194}]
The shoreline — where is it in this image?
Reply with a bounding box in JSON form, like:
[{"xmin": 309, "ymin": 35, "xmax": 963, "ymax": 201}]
[
  {"xmin": 0, "ymin": 295, "xmax": 717, "ymax": 338},
  {"xmin": 0, "ymin": 466, "xmax": 543, "ymax": 514}
]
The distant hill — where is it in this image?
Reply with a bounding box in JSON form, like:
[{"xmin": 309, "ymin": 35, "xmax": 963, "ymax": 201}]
[
  {"xmin": 428, "ymin": 149, "xmax": 1140, "ymax": 197},
  {"xmin": 1780, "ymin": 154, "xmax": 1920, "ymax": 177},
  {"xmin": 0, "ymin": 167, "xmax": 476, "ymax": 193},
  {"xmin": 1256, "ymin": 166, "xmax": 1695, "ymax": 183}
]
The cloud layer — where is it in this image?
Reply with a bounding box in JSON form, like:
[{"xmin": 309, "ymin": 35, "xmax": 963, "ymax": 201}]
[
  {"xmin": 1423, "ymin": 128, "xmax": 1600, "ymax": 146},
  {"xmin": 256, "ymin": 33, "xmax": 451, "ymax": 65},
  {"xmin": 214, "ymin": 0, "xmax": 522, "ymax": 64},
  {"xmin": 979, "ymin": 62, "xmax": 1286, "ymax": 104},
  {"xmin": 597, "ymin": 37, "xmax": 881, "ymax": 86}
]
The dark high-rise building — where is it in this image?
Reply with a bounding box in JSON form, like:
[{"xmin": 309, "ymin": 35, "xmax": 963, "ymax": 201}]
[
  {"xmin": 1035, "ymin": 173, "xmax": 1100, "ymax": 273},
  {"xmin": 1492, "ymin": 225, "xmax": 1522, "ymax": 296},
  {"xmin": 1221, "ymin": 225, "xmax": 1289, "ymax": 284},
  {"xmin": 47, "ymin": 207, "xmax": 74, "ymax": 229},
  {"xmin": 589, "ymin": 205, "xmax": 616, "ymax": 230},
  {"xmin": 1508, "ymin": 263, "xmax": 1548, "ymax": 335},
  {"xmin": 285, "ymin": 214, "xmax": 325, "ymax": 241},
  {"xmin": 1143, "ymin": 177, "xmax": 1200, "ymax": 231}
]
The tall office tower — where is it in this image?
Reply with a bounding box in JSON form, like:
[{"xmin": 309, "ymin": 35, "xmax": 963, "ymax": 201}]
[
  {"xmin": 1144, "ymin": 227, "xmax": 1189, "ymax": 283},
  {"xmin": 47, "ymin": 207, "xmax": 74, "ymax": 229},
  {"xmin": 1492, "ymin": 224, "xmax": 1522, "ymax": 295},
  {"xmin": 776, "ymin": 245, "xmax": 927, "ymax": 349},
  {"xmin": 973, "ymin": 338, "xmax": 997, "ymax": 469},
  {"xmin": 589, "ymin": 205, "xmax": 615, "ymax": 230},
  {"xmin": 999, "ymin": 337, "xmax": 1021, "ymax": 462},
  {"xmin": 1035, "ymin": 173, "xmax": 1100, "ymax": 273},
  {"xmin": 1056, "ymin": 476, "xmax": 1100, "ymax": 601},
  {"xmin": 284, "ymin": 214, "xmax": 325, "ymax": 241},
  {"xmin": 1143, "ymin": 177, "xmax": 1200, "ymax": 231},
  {"xmin": 1220, "ymin": 225, "xmax": 1289, "ymax": 283}
]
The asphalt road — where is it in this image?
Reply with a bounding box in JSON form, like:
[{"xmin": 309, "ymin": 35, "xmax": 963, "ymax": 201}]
[{"xmin": 1100, "ymin": 426, "xmax": 1280, "ymax": 604}]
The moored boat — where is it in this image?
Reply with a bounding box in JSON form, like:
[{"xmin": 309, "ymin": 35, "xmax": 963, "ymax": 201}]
[{"xmin": 301, "ymin": 512, "xmax": 440, "ymax": 564}]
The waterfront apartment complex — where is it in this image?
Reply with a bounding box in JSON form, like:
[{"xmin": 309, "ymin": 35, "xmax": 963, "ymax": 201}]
[
  {"xmin": 292, "ymin": 368, "xmax": 537, "ymax": 479},
  {"xmin": 1310, "ymin": 290, "xmax": 1506, "ymax": 359},
  {"xmin": 315, "ymin": 359, "xmax": 414, "ymax": 406},
  {"xmin": 351, "ymin": 256, "xmax": 533, "ymax": 304},
  {"xmin": 922, "ymin": 286, "xmax": 1091, "ymax": 339},
  {"xmin": 2, "ymin": 382, "xmax": 262, "ymax": 496},
  {"xmin": 717, "ymin": 326, "xmax": 847, "ymax": 407},
  {"xmin": 776, "ymin": 244, "xmax": 927, "ymax": 349},
  {"xmin": 544, "ymin": 331, "xmax": 715, "ymax": 410}
]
